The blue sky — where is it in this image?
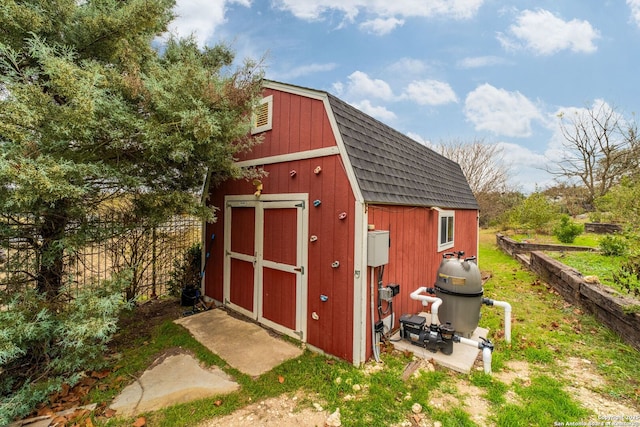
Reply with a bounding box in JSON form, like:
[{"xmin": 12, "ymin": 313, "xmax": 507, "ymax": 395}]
[{"xmin": 165, "ymin": 1, "xmax": 640, "ymax": 193}]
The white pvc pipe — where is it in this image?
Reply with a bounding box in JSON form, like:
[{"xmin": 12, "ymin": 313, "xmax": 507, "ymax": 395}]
[
  {"xmin": 482, "ymin": 347, "xmax": 492, "ymax": 374},
  {"xmin": 457, "ymin": 336, "xmax": 479, "ymax": 348},
  {"xmin": 409, "ymin": 287, "xmax": 443, "ymax": 325},
  {"xmin": 457, "ymin": 337, "xmax": 492, "ymax": 374},
  {"xmin": 492, "ymin": 300, "xmax": 512, "ymax": 344}
]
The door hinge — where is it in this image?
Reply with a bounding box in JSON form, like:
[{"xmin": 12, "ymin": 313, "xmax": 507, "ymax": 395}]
[
  {"xmin": 294, "ymin": 266, "xmax": 304, "ymax": 275},
  {"xmin": 294, "ymin": 330, "xmax": 304, "ymax": 340},
  {"xmin": 295, "ymin": 201, "xmax": 305, "ymax": 209}
]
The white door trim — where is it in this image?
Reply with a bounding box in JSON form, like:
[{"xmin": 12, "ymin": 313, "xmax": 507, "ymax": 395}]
[{"xmin": 223, "ymin": 194, "xmax": 308, "ymax": 341}]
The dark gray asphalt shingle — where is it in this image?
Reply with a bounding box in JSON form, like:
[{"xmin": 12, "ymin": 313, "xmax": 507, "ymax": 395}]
[{"xmin": 327, "ymin": 94, "xmax": 478, "ymax": 210}]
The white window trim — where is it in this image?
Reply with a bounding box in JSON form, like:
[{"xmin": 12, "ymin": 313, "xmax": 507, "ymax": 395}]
[
  {"xmin": 251, "ymin": 95, "xmax": 273, "ymax": 134},
  {"xmin": 437, "ymin": 210, "xmax": 455, "ymax": 252}
]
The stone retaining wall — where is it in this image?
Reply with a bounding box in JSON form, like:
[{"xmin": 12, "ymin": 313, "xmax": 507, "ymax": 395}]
[
  {"xmin": 495, "ymin": 233, "xmax": 597, "ymax": 257},
  {"xmin": 528, "ymin": 251, "xmax": 640, "ymax": 351},
  {"xmin": 584, "ymin": 222, "xmax": 622, "ymax": 234},
  {"xmin": 495, "ymin": 234, "xmax": 640, "ymax": 352}
]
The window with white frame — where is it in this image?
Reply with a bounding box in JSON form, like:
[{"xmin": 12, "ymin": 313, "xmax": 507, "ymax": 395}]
[
  {"xmin": 438, "ymin": 210, "xmax": 455, "ymax": 251},
  {"xmin": 251, "ymin": 95, "xmax": 273, "ymax": 134}
]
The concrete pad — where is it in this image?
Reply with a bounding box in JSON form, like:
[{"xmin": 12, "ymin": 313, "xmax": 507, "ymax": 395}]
[
  {"xmin": 109, "ymin": 352, "xmax": 239, "ymax": 417},
  {"xmin": 175, "ymin": 309, "xmax": 303, "ymax": 377},
  {"xmin": 391, "ymin": 312, "xmax": 490, "ymax": 374}
]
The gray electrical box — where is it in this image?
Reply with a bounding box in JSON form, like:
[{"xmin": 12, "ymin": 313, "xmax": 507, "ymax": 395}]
[{"xmin": 367, "ymin": 230, "xmax": 389, "ymax": 267}]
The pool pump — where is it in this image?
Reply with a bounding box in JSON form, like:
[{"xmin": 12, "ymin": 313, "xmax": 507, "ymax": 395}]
[
  {"xmin": 400, "ymin": 251, "xmax": 511, "ymax": 373},
  {"xmin": 399, "ymin": 314, "xmax": 455, "ymax": 355}
]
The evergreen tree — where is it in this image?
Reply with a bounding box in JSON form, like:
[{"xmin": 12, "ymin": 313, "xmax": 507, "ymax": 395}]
[
  {"xmin": 0, "ymin": 0, "xmax": 263, "ymax": 301},
  {"xmin": 0, "ymin": 1, "xmax": 263, "ymax": 420}
]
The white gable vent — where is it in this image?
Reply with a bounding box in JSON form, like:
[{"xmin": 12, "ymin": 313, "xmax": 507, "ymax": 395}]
[{"xmin": 251, "ymin": 95, "xmax": 273, "ymax": 134}]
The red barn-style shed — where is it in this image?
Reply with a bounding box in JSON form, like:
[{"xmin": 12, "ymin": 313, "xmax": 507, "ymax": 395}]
[{"xmin": 203, "ymin": 81, "xmax": 479, "ymax": 365}]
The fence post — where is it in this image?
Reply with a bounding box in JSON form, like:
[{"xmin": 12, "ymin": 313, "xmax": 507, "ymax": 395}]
[{"xmin": 151, "ymin": 225, "xmax": 157, "ymax": 299}]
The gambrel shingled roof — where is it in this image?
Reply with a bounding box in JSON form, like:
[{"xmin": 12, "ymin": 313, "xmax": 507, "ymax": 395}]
[
  {"xmin": 265, "ymin": 81, "xmax": 479, "ymax": 211},
  {"xmin": 327, "ymin": 94, "xmax": 478, "ymax": 210}
]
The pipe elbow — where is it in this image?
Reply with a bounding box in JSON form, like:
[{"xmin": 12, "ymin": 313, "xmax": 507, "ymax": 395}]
[
  {"xmin": 493, "ymin": 300, "xmax": 512, "ymax": 312},
  {"xmin": 409, "ymin": 287, "xmax": 428, "ymax": 301}
]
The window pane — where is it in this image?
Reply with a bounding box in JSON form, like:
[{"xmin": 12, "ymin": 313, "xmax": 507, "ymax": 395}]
[{"xmin": 446, "ymin": 217, "xmax": 454, "ymax": 243}]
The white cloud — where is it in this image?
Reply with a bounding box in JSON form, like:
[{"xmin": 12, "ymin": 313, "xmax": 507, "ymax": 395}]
[
  {"xmin": 166, "ymin": 0, "xmax": 251, "ymax": 47},
  {"xmin": 338, "ymin": 71, "xmax": 396, "ymax": 101},
  {"xmin": 457, "ymin": 56, "xmax": 509, "ymax": 69},
  {"xmin": 497, "ymin": 9, "xmax": 600, "ymax": 55},
  {"xmin": 403, "ymin": 80, "xmax": 458, "ymax": 106},
  {"xmin": 628, "ymin": 0, "xmax": 640, "ymax": 28},
  {"xmin": 359, "ymin": 17, "xmax": 405, "ymax": 35},
  {"xmin": 464, "ymin": 83, "xmax": 543, "ymax": 138},
  {"xmin": 497, "ymin": 141, "xmax": 553, "ymax": 193},
  {"xmin": 331, "ymin": 72, "xmax": 398, "ymax": 122},
  {"xmin": 351, "ymin": 99, "xmax": 397, "ymax": 122},
  {"xmin": 273, "ymin": 63, "xmax": 338, "ymax": 80},
  {"xmin": 388, "ymin": 58, "xmax": 432, "ymax": 76},
  {"xmin": 272, "ymin": 0, "xmax": 484, "ymax": 25}
]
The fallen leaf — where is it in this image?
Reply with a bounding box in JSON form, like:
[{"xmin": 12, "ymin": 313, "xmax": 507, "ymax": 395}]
[
  {"xmin": 86, "ymin": 417, "xmax": 95, "ymax": 427},
  {"xmin": 214, "ymin": 400, "xmax": 222, "ymax": 406},
  {"xmin": 91, "ymin": 370, "xmax": 110, "ymax": 379},
  {"xmin": 104, "ymin": 409, "xmax": 116, "ymax": 418},
  {"xmin": 278, "ymin": 375, "xmax": 285, "ymax": 384},
  {"xmin": 133, "ymin": 416, "xmax": 146, "ymax": 427},
  {"xmin": 52, "ymin": 415, "xmax": 69, "ymax": 424}
]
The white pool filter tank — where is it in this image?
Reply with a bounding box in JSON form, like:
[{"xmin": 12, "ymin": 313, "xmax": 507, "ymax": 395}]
[{"xmin": 434, "ymin": 251, "xmax": 484, "ymax": 338}]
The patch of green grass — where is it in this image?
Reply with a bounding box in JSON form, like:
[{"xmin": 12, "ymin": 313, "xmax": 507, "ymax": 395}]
[
  {"xmin": 508, "ymin": 232, "xmax": 599, "ymax": 247},
  {"xmin": 94, "ymin": 229, "xmax": 640, "ymax": 426},
  {"xmin": 469, "ymin": 372, "xmax": 508, "ymax": 405},
  {"xmin": 548, "ymin": 251, "xmax": 629, "ymax": 291},
  {"xmin": 494, "ymin": 375, "xmax": 590, "ymax": 426},
  {"xmin": 430, "ymin": 406, "xmax": 477, "ymax": 426},
  {"xmin": 479, "ymin": 229, "xmax": 640, "ymax": 405}
]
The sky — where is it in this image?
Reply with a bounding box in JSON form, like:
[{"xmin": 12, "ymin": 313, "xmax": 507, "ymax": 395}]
[{"xmin": 164, "ymin": 0, "xmax": 640, "ymax": 193}]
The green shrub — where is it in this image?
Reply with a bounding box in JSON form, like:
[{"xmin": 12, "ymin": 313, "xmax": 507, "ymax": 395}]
[
  {"xmin": 0, "ymin": 274, "xmax": 130, "ymax": 424},
  {"xmin": 552, "ymin": 215, "xmax": 584, "ymax": 244},
  {"xmin": 599, "ymin": 234, "xmax": 628, "ymax": 256},
  {"xmin": 613, "ymin": 255, "xmax": 640, "ymax": 297}
]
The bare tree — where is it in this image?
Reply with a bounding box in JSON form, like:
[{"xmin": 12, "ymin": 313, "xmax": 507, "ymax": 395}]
[
  {"xmin": 436, "ymin": 138, "xmax": 515, "ymax": 227},
  {"xmin": 548, "ymin": 102, "xmax": 637, "ymax": 206},
  {"xmin": 436, "ymin": 138, "xmax": 511, "ymax": 194}
]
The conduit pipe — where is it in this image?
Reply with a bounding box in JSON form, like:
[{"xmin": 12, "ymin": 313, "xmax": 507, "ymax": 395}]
[
  {"xmin": 371, "ymin": 267, "xmax": 381, "ymax": 362},
  {"xmin": 483, "ymin": 298, "xmax": 512, "ymax": 343},
  {"xmin": 409, "ymin": 287, "xmax": 443, "ymax": 325}
]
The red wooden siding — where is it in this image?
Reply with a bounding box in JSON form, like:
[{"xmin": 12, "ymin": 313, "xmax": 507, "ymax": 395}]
[
  {"xmin": 236, "ymin": 89, "xmax": 335, "ymax": 162},
  {"xmin": 205, "ymin": 88, "xmax": 357, "ymax": 362},
  {"xmin": 365, "ymin": 205, "xmax": 478, "ymax": 360}
]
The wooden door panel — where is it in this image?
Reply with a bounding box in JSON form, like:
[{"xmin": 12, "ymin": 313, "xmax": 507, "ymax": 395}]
[{"xmin": 261, "ymin": 267, "xmax": 296, "ymax": 330}]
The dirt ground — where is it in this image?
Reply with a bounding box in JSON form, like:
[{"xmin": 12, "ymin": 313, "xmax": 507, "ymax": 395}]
[{"xmin": 114, "ymin": 299, "xmax": 640, "ymax": 427}]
